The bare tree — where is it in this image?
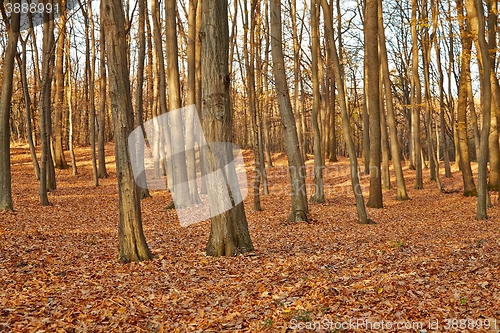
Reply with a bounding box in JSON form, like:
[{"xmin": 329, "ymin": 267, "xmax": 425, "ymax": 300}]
[
  {"xmin": 102, "ymin": 0, "xmax": 153, "ymax": 262},
  {"xmin": 201, "ymin": 0, "xmax": 254, "ymax": 256},
  {"xmin": 0, "ymin": 0, "xmax": 20, "ymax": 210},
  {"xmin": 270, "ymin": 0, "xmax": 309, "ymax": 222}
]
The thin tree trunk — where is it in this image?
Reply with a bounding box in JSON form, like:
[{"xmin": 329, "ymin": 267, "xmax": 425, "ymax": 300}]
[
  {"xmin": 0, "ymin": 1, "xmax": 20, "ymax": 210},
  {"xmin": 89, "ymin": 0, "xmax": 98, "ymax": 186},
  {"xmin": 378, "ymin": 0, "xmax": 409, "ymax": 199},
  {"xmin": 456, "ymin": 0, "xmax": 477, "ymax": 196},
  {"xmin": 310, "ymin": 0, "xmax": 325, "ymax": 203},
  {"xmin": 98, "ymin": 2, "xmax": 108, "ymax": 179},
  {"xmin": 466, "ymin": 0, "xmax": 491, "ymax": 219},
  {"xmin": 165, "ymin": 0, "xmax": 193, "ymax": 208},
  {"xmin": 270, "ymin": 0, "xmax": 309, "ymax": 222},
  {"xmin": 19, "ymin": 37, "xmax": 40, "ymax": 180},
  {"xmin": 54, "ymin": 0, "xmax": 69, "ymax": 169},
  {"xmin": 134, "ymin": 0, "xmax": 151, "ymax": 199},
  {"xmin": 321, "ymin": 0, "xmax": 374, "ymax": 224},
  {"xmin": 66, "ymin": 27, "xmax": 78, "ymax": 176},
  {"xmin": 185, "ymin": 0, "xmax": 202, "ymax": 204},
  {"xmin": 366, "ymin": 0, "xmax": 382, "ymax": 208},
  {"xmin": 411, "ymin": 0, "xmax": 423, "ymax": 189},
  {"xmin": 39, "ymin": 8, "xmax": 55, "ymax": 206}
]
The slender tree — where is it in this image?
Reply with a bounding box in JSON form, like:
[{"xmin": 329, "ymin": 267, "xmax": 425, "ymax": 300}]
[
  {"xmin": 54, "ymin": 0, "xmax": 69, "ymax": 169},
  {"xmin": 102, "ymin": 0, "xmax": 153, "ymax": 262},
  {"xmin": 366, "ymin": 0, "xmax": 383, "ymax": 208},
  {"xmin": 0, "ymin": 0, "xmax": 21, "ymax": 210},
  {"xmin": 310, "ymin": 0, "xmax": 325, "ymax": 204},
  {"xmin": 270, "ymin": 0, "xmax": 309, "ymax": 222}
]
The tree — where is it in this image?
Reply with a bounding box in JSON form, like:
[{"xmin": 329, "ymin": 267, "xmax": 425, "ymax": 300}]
[
  {"xmin": 102, "ymin": 0, "xmax": 153, "ymax": 262},
  {"xmin": 310, "ymin": 0, "xmax": 325, "ymax": 204},
  {"xmin": 455, "ymin": 0, "xmax": 476, "ymax": 196},
  {"xmin": 365, "ymin": 0, "xmax": 382, "ymax": 208},
  {"xmin": 0, "ymin": 0, "xmax": 21, "ymax": 210},
  {"xmin": 411, "ymin": 0, "xmax": 423, "ymax": 189},
  {"xmin": 270, "ymin": 0, "xmax": 309, "ymax": 222},
  {"xmin": 378, "ymin": 0, "xmax": 409, "ymax": 200},
  {"xmin": 466, "ymin": 0, "xmax": 491, "ymax": 219},
  {"xmin": 54, "ymin": 0, "xmax": 69, "ymax": 169},
  {"xmin": 39, "ymin": 7, "xmax": 56, "ymax": 206},
  {"xmin": 98, "ymin": 2, "xmax": 108, "ymax": 179},
  {"xmin": 201, "ymin": 0, "xmax": 254, "ymax": 256}
]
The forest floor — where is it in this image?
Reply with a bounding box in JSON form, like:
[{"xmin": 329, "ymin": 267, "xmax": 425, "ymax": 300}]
[{"xmin": 1, "ymin": 144, "xmax": 500, "ymax": 333}]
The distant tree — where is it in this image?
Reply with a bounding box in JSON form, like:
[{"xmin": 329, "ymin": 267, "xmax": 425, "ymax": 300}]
[{"xmin": 102, "ymin": 0, "xmax": 153, "ymax": 262}]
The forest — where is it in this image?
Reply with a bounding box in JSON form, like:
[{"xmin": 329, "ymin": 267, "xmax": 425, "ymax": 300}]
[{"xmin": 0, "ymin": 0, "xmax": 499, "ymax": 331}]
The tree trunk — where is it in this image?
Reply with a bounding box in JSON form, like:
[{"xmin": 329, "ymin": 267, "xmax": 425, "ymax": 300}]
[
  {"xmin": 466, "ymin": 0, "xmax": 491, "ymax": 219},
  {"xmin": 201, "ymin": 0, "xmax": 254, "ymax": 256},
  {"xmin": 321, "ymin": 0, "xmax": 374, "ymax": 224},
  {"xmin": 456, "ymin": 0, "xmax": 477, "ymax": 196},
  {"xmin": 185, "ymin": 0, "xmax": 202, "ymax": 204},
  {"xmin": 0, "ymin": 0, "xmax": 20, "ymax": 210},
  {"xmin": 65, "ymin": 21, "xmax": 77, "ymax": 176},
  {"xmin": 134, "ymin": 0, "xmax": 151, "ymax": 199},
  {"xmin": 54, "ymin": 0, "xmax": 69, "ymax": 170},
  {"xmin": 88, "ymin": 0, "xmax": 98, "ymax": 186},
  {"xmin": 102, "ymin": 0, "xmax": 153, "ymax": 262},
  {"xmin": 310, "ymin": 0, "xmax": 325, "ymax": 204},
  {"xmin": 432, "ymin": 0, "xmax": 452, "ymax": 178},
  {"xmin": 411, "ymin": 0, "xmax": 423, "ymax": 189},
  {"xmin": 19, "ymin": 37, "xmax": 40, "ymax": 180},
  {"xmin": 98, "ymin": 4, "xmax": 108, "ymax": 179},
  {"xmin": 39, "ymin": 9, "xmax": 55, "ymax": 206},
  {"xmin": 165, "ymin": 0, "xmax": 193, "ymax": 208},
  {"xmin": 378, "ymin": 0, "xmax": 409, "ymax": 199},
  {"xmin": 270, "ymin": 0, "xmax": 309, "ymax": 222},
  {"xmin": 366, "ymin": 0, "xmax": 383, "ymax": 208}
]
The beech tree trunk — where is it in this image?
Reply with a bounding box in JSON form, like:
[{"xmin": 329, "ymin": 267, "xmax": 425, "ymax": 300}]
[
  {"xmin": 321, "ymin": 0, "xmax": 374, "ymax": 224},
  {"xmin": 270, "ymin": 0, "xmax": 309, "ymax": 222},
  {"xmin": 378, "ymin": 0, "xmax": 409, "ymax": 200},
  {"xmin": 54, "ymin": 0, "xmax": 69, "ymax": 170},
  {"xmin": 366, "ymin": 0, "xmax": 383, "ymax": 208},
  {"xmin": 310, "ymin": 0, "xmax": 325, "ymax": 204},
  {"xmin": 98, "ymin": 3, "xmax": 108, "ymax": 179},
  {"xmin": 0, "ymin": 0, "xmax": 20, "ymax": 210},
  {"xmin": 102, "ymin": 0, "xmax": 153, "ymax": 262},
  {"xmin": 456, "ymin": 0, "xmax": 477, "ymax": 196},
  {"xmin": 201, "ymin": 0, "xmax": 254, "ymax": 256}
]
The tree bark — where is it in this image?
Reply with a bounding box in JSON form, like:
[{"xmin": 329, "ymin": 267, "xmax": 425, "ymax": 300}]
[
  {"xmin": 321, "ymin": 0, "xmax": 374, "ymax": 224},
  {"xmin": 466, "ymin": 0, "xmax": 491, "ymax": 219},
  {"xmin": 366, "ymin": 0, "xmax": 383, "ymax": 208},
  {"xmin": 201, "ymin": 0, "xmax": 254, "ymax": 256},
  {"xmin": 411, "ymin": 0, "xmax": 423, "ymax": 189},
  {"xmin": 98, "ymin": 3, "xmax": 108, "ymax": 179},
  {"xmin": 102, "ymin": 0, "xmax": 153, "ymax": 262},
  {"xmin": 0, "ymin": 0, "xmax": 20, "ymax": 210},
  {"xmin": 270, "ymin": 0, "xmax": 309, "ymax": 222},
  {"xmin": 456, "ymin": 0, "xmax": 477, "ymax": 196},
  {"xmin": 310, "ymin": 0, "xmax": 325, "ymax": 203},
  {"xmin": 378, "ymin": 0, "xmax": 409, "ymax": 200},
  {"xmin": 54, "ymin": 0, "xmax": 69, "ymax": 169}
]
